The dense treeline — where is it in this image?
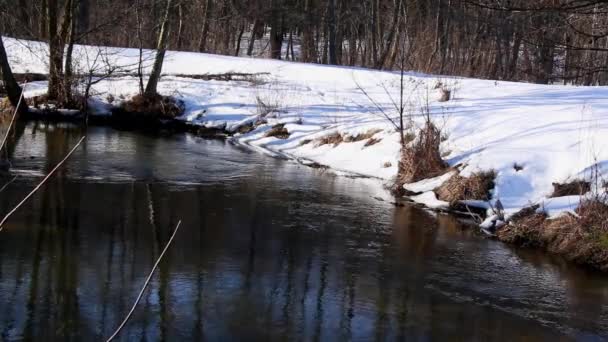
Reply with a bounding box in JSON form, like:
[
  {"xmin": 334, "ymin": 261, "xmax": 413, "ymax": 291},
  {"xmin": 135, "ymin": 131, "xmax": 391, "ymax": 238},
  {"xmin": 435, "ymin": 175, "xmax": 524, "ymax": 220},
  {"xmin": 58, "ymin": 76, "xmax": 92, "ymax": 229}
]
[{"xmin": 1, "ymin": 0, "xmax": 608, "ymax": 85}]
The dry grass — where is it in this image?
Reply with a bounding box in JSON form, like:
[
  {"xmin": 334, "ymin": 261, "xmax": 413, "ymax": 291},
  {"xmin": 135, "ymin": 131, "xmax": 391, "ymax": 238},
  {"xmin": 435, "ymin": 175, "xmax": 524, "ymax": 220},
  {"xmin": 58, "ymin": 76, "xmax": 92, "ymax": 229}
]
[
  {"xmin": 237, "ymin": 123, "xmax": 255, "ymax": 134},
  {"xmin": 315, "ymin": 132, "xmax": 343, "ymax": 147},
  {"xmin": 343, "ymin": 129, "xmax": 382, "ymax": 142},
  {"xmin": 551, "ymin": 180, "xmax": 591, "ymax": 197},
  {"xmin": 120, "ymin": 94, "xmax": 185, "ymax": 119},
  {"xmin": 435, "ymin": 171, "xmax": 496, "ymax": 204},
  {"xmin": 498, "ymin": 199, "xmax": 608, "ymax": 271},
  {"xmin": 256, "ymin": 96, "xmax": 281, "ymax": 117},
  {"xmin": 265, "ymin": 124, "xmax": 290, "ymax": 139},
  {"xmin": 364, "ymin": 137, "xmax": 382, "ymax": 147},
  {"xmin": 398, "ymin": 120, "xmax": 447, "ymax": 184}
]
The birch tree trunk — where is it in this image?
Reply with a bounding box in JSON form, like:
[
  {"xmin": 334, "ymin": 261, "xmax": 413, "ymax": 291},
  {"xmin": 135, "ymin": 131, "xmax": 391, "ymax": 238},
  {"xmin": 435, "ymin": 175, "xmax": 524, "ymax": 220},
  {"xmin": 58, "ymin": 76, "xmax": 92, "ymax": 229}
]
[{"xmin": 145, "ymin": 0, "xmax": 173, "ymax": 97}]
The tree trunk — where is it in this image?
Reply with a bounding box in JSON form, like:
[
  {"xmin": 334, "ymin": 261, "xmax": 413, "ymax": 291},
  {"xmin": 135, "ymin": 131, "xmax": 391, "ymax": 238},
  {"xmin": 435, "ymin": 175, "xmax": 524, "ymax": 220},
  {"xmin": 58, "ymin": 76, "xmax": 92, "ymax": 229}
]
[
  {"xmin": 47, "ymin": 0, "xmax": 63, "ymax": 101},
  {"xmin": 235, "ymin": 23, "xmax": 245, "ymax": 56},
  {"xmin": 269, "ymin": 1, "xmax": 283, "ymax": 60},
  {"xmin": 64, "ymin": 0, "xmax": 77, "ymax": 106},
  {"xmin": 327, "ymin": 0, "xmax": 337, "ymax": 65},
  {"xmin": 247, "ymin": 19, "xmax": 260, "ymax": 56},
  {"xmin": 77, "ymin": 0, "xmax": 90, "ymax": 41},
  {"xmin": 198, "ymin": 0, "xmax": 211, "ymax": 52},
  {"xmin": 176, "ymin": 3, "xmax": 184, "ymax": 50},
  {"xmin": 301, "ymin": 0, "xmax": 316, "ymax": 63},
  {"xmin": 145, "ymin": 0, "xmax": 172, "ymax": 97},
  {"xmin": 0, "ymin": 36, "xmax": 27, "ymax": 115}
]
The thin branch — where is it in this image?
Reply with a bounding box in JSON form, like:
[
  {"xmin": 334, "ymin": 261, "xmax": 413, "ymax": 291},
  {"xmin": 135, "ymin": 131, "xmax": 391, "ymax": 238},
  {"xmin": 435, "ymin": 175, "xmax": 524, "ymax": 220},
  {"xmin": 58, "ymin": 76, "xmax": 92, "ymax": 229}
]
[
  {"xmin": 0, "ymin": 136, "xmax": 86, "ymax": 232},
  {"xmin": 105, "ymin": 220, "xmax": 182, "ymax": 342}
]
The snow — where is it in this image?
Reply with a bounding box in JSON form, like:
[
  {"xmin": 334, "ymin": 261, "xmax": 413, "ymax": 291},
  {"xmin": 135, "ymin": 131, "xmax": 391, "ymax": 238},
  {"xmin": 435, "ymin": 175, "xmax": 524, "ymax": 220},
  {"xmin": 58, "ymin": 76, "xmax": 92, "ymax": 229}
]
[
  {"xmin": 410, "ymin": 191, "xmax": 449, "ymax": 210},
  {"xmin": 4, "ymin": 37, "xmax": 608, "ymax": 218},
  {"xmin": 404, "ymin": 171, "xmax": 456, "ymax": 193}
]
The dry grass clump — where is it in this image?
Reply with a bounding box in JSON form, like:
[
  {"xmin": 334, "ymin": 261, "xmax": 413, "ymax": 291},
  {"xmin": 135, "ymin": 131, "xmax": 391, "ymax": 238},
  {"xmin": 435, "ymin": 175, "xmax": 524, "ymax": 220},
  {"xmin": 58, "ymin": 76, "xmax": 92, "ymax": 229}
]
[
  {"xmin": 364, "ymin": 137, "xmax": 382, "ymax": 147},
  {"xmin": 120, "ymin": 94, "xmax": 185, "ymax": 119},
  {"xmin": 398, "ymin": 120, "xmax": 447, "ymax": 184},
  {"xmin": 237, "ymin": 123, "xmax": 255, "ymax": 134},
  {"xmin": 551, "ymin": 180, "xmax": 591, "ymax": 197},
  {"xmin": 435, "ymin": 170, "xmax": 496, "ymax": 204},
  {"xmin": 265, "ymin": 124, "xmax": 290, "ymax": 139},
  {"xmin": 498, "ymin": 199, "xmax": 608, "ymax": 271},
  {"xmin": 498, "ymin": 212, "xmax": 548, "ymax": 247},
  {"xmin": 343, "ymin": 129, "xmax": 382, "ymax": 142},
  {"xmin": 315, "ymin": 132, "xmax": 343, "ymax": 147},
  {"xmin": 256, "ymin": 96, "xmax": 281, "ymax": 117}
]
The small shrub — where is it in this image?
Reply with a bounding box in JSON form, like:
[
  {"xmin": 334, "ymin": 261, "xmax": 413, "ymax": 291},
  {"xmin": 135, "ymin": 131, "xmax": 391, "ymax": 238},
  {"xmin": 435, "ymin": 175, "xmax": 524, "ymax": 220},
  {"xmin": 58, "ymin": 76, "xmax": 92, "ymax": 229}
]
[
  {"xmin": 120, "ymin": 94, "xmax": 185, "ymax": 119},
  {"xmin": 315, "ymin": 132, "xmax": 343, "ymax": 147},
  {"xmin": 435, "ymin": 170, "xmax": 496, "ymax": 204},
  {"xmin": 383, "ymin": 162, "xmax": 392, "ymax": 168},
  {"xmin": 265, "ymin": 124, "xmax": 290, "ymax": 139},
  {"xmin": 551, "ymin": 180, "xmax": 591, "ymax": 197},
  {"xmin": 300, "ymin": 139, "xmax": 312, "ymax": 146},
  {"xmin": 256, "ymin": 96, "xmax": 280, "ymax": 117},
  {"xmin": 398, "ymin": 120, "xmax": 447, "ymax": 184}
]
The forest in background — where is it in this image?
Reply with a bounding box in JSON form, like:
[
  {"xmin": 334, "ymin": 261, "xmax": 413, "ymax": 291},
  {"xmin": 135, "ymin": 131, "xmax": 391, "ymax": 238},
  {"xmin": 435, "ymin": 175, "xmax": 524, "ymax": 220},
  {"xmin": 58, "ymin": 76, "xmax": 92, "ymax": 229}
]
[{"xmin": 1, "ymin": 0, "xmax": 608, "ymax": 85}]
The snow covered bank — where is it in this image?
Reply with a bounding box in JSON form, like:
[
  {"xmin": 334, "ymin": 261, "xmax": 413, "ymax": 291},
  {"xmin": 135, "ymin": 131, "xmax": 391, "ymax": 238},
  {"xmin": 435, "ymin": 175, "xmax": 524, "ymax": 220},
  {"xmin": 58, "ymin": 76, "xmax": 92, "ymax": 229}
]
[{"xmin": 4, "ymin": 37, "xmax": 608, "ymax": 220}]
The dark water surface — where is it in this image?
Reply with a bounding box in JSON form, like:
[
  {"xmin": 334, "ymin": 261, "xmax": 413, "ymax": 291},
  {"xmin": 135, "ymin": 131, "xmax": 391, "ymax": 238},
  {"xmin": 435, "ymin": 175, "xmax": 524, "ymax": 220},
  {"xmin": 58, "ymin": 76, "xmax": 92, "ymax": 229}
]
[{"xmin": 0, "ymin": 122, "xmax": 607, "ymax": 341}]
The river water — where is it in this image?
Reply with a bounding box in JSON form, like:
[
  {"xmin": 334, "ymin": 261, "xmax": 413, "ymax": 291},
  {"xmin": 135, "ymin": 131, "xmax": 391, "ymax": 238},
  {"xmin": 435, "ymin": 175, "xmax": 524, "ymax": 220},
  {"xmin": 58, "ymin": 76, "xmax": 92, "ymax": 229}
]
[{"xmin": 0, "ymin": 122, "xmax": 607, "ymax": 341}]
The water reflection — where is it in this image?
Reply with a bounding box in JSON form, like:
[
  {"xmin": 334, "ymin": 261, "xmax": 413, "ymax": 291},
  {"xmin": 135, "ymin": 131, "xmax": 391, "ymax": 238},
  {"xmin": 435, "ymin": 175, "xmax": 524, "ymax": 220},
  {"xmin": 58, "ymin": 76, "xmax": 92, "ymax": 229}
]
[{"xmin": 0, "ymin": 123, "xmax": 606, "ymax": 341}]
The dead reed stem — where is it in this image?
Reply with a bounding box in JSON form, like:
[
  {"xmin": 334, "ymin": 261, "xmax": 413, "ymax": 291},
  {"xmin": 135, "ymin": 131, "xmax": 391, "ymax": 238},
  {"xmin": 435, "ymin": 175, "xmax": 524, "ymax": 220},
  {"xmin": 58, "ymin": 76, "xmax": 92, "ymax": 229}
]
[
  {"xmin": 0, "ymin": 136, "xmax": 86, "ymax": 232},
  {"xmin": 105, "ymin": 220, "xmax": 182, "ymax": 342}
]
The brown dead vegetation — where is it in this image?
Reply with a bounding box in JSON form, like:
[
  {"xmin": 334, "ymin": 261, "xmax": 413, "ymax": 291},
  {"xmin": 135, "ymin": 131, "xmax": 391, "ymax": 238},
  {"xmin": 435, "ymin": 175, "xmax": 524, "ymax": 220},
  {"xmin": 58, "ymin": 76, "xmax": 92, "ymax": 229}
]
[
  {"xmin": 343, "ymin": 129, "xmax": 382, "ymax": 142},
  {"xmin": 237, "ymin": 123, "xmax": 255, "ymax": 134},
  {"xmin": 364, "ymin": 137, "xmax": 382, "ymax": 147},
  {"xmin": 551, "ymin": 180, "xmax": 591, "ymax": 197},
  {"xmin": 498, "ymin": 199, "xmax": 608, "ymax": 271},
  {"xmin": 265, "ymin": 124, "xmax": 290, "ymax": 139},
  {"xmin": 120, "ymin": 94, "xmax": 185, "ymax": 119},
  {"xmin": 435, "ymin": 171, "xmax": 496, "ymax": 204},
  {"xmin": 315, "ymin": 132, "xmax": 343, "ymax": 147},
  {"xmin": 30, "ymin": 94, "xmax": 84, "ymax": 111},
  {"xmin": 398, "ymin": 120, "xmax": 447, "ymax": 184}
]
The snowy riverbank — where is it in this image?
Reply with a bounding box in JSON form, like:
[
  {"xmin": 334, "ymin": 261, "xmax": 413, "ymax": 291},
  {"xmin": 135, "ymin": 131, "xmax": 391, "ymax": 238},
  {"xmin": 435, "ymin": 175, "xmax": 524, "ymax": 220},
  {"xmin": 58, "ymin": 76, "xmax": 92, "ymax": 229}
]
[{"xmin": 4, "ymin": 37, "xmax": 608, "ymax": 221}]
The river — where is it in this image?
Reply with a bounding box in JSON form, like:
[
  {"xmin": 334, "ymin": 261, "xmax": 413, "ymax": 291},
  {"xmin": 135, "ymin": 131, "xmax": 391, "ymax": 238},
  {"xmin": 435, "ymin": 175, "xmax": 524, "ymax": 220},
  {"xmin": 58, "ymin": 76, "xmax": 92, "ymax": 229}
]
[{"xmin": 0, "ymin": 122, "xmax": 607, "ymax": 341}]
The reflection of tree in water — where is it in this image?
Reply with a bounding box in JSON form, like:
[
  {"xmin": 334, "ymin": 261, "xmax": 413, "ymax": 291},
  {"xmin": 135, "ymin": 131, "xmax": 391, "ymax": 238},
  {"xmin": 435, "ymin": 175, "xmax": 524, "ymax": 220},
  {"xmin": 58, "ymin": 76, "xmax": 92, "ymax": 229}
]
[{"xmin": 1, "ymin": 120, "xmax": 26, "ymax": 162}]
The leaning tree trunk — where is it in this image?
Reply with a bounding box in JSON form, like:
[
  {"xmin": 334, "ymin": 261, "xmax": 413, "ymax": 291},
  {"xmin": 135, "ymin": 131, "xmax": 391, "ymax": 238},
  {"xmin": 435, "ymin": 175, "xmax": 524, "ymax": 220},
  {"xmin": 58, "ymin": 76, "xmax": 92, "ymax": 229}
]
[
  {"xmin": 145, "ymin": 0, "xmax": 173, "ymax": 97},
  {"xmin": 0, "ymin": 36, "xmax": 27, "ymax": 115}
]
